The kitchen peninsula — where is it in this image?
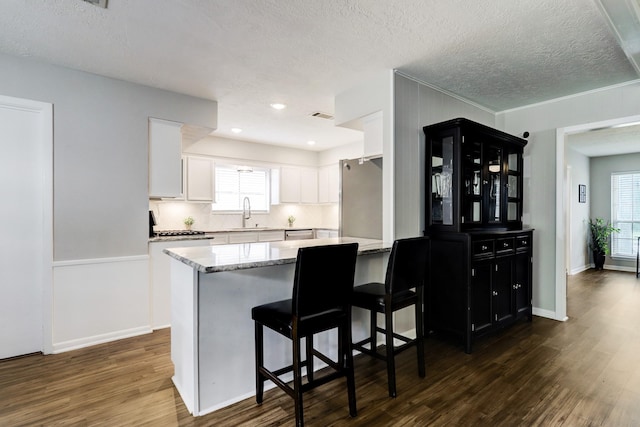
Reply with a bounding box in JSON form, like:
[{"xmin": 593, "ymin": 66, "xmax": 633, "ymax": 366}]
[{"xmin": 164, "ymin": 237, "xmax": 392, "ymax": 416}]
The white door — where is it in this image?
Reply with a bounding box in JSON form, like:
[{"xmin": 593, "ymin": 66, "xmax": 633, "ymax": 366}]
[{"xmin": 0, "ymin": 95, "xmax": 52, "ymax": 359}]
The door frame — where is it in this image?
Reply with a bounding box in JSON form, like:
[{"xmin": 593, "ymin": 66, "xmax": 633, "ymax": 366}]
[
  {"xmin": 556, "ymin": 113, "xmax": 640, "ymax": 322},
  {"xmin": 0, "ymin": 94, "xmax": 53, "ymax": 355}
]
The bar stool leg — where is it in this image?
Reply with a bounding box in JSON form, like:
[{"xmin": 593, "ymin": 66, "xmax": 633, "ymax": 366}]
[
  {"xmin": 369, "ymin": 309, "xmax": 377, "ymax": 351},
  {"xmin": 254, "ymin": 321, "xmax": 265, "ymax": 404},
  {"xmin": 306, "ymin": 335, "xmax": 314, "ymax": 382},
  {"xmin": 292, "ymin": 333, "xmax": 304, "ymax": 427},
  {"xmin": 415, "ymin": 295, "xmax": 426, "ymax": 378},
  {"xmin": 384, "ymin": 309, "xmax": 396, "ymax": 398},
  {"xmin": 342, "ymin": 319, "xmax": 357, "ymax": 417}
]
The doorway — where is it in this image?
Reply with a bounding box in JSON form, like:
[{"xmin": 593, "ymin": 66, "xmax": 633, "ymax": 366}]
[
  {"xmin": 0, "ymin": 95, "xmax": 53, "ymax": 358},
  {"xmin": 556, "ymin": 114, "xmax": 640, "ymax": 321}
]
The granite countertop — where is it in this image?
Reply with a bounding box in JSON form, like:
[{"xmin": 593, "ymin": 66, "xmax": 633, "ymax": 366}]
[{"xmin": 163, "ymin": 237, "xmax": 391, "ymax": 273}]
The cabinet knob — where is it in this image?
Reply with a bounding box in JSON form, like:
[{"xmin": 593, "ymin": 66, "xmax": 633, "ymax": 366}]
[
  {"xmin": 492, "ymin": 291, "xmax": 498, "ymax": 296},
  {"xmin": 482, "ymin": 245, "xmax": 488, "ymax": 251},
  {"xmin": 503, "ymin": 242, "xmax": 509, "ymax": 248}
]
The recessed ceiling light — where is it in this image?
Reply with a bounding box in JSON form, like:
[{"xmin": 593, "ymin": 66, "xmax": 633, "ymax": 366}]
[
  {"xmin": 231, "ymin": 127, "xmax": 242, "ymax": 133},
  {"xmin": 270, "ymin": 103, "xmax": 286, "ymax": 110},
  {"xmin": 307, "ymin": 140, "xmax": 316, "ymax": 146}
]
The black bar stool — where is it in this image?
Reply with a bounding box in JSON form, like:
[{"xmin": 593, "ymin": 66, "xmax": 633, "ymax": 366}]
[
  {"xmin": 352, "ymin": 236, "xmax": 429, "ymax": 397},
  {"xmin": 251, "ymin": 243, "xmax": 359, "ymax": 427}
]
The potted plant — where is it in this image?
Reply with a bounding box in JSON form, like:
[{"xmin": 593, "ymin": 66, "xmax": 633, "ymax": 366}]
[
  {"xmin": 588, "ymin": 217, "xmax": 619, "ymax": 270},
  {"xmin": 184, "ymin": 216, "xmax": 195, "ymax": 230},
  {"xmin": 287, "ymin": 215, "xmax": 296, "ymax": 227}
]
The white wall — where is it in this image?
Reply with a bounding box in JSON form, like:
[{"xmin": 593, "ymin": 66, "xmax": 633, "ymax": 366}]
[
  {"xmin": 0, "ymin": 52, "xmax": 218, "ymax": 352},
  {"xmin": 393, "ymin": 73, "xmax": 495, "ymax": 238},
  {"xmin": 565, "ymin": 146, "xmax": 590, "ymax": 274},
  {"xmin": 497, "ymin": 80, "xmax": 640, "ymax": 317},
  {"xmin": 335, "ymin": 69, "xmax": 395, "ymax": 242},
  {"xmin": 0, "ymin": 53, "xmax": 217, "ymax": 261}
]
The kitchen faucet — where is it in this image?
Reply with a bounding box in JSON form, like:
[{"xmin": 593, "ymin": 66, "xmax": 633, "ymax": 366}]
[{"xmin": 242, "ymin": 196, "xmax": 251, "ymax": 228}]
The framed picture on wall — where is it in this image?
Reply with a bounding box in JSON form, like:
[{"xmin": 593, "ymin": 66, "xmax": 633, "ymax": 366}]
[{"xmin": 579, "ymin": 184, "xmax": 586, "ymax": 203}]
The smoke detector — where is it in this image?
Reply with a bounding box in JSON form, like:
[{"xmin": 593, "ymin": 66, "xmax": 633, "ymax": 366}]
[{"xmin": 83, "ymin": 0, "xmax": 108, "ymax": 8}]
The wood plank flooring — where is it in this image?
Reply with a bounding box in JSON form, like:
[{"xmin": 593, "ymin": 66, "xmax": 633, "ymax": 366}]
[{"xmin": 2, "ymin": 269, "xmax": 640, "ymax": 426}]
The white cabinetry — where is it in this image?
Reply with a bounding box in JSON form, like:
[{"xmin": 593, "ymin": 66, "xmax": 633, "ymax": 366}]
[
  {"xmin": 186, "ymin": 156, "xmax": 215, "ymax": 201},
  {"xmin": 229, "ymin": 232, "xmax": 259, "ymax": 243},
  {"xmin": 207, "ymin": 233, "xmax": 229, "ymax": 245},
  {"xmin": 315, "ymin": 229, "xmax": 339, "ymax": 239},
  {"xmin": 258, "ymin": 230, "xmax": 285, "ymax": 242},
  {"xmin": 300, "ymin": 168, "xmax": 318, "ymax": 203},
  {"xmin": 362, "ymin": 111, "xmax": 383, "ymax": 159},
  {"xmin": 318, "ymin": 164, "xmax": 339, "ymax": 203},
  {"xmin": 149, "ymin": 118, "xmax": 182, "ymax": 198},
  {"xmin": 275, "ymin": 166, "xmax": 318, "ymax": 204}
]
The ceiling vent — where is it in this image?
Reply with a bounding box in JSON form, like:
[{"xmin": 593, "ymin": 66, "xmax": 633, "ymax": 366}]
[
  {"xmin": 83, "ymin": 0, "xmax": 108, "ymax": 8},
  {"xmin": 310, "ymin": 111, "xmax": 334, "ymax": 120}
]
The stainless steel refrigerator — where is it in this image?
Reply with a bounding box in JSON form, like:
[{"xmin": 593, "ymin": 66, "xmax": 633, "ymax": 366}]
[{"xmin": 339, "ymin": 157, "xmax": 383, "ymax": 239}]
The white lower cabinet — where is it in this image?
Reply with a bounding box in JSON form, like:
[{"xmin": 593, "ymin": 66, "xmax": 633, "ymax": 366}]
[
  {"xmin": 315, "ymin": 229, "xmax": 339, "ymax": 239},
  {"xmin": 258, "ymin": 230, "xmax": 285, "ymax": 242},
  {"xmin": 207, "ymin": 233, "xmax": 229, "ymax": 245},
  {"xmin": 229, "ymin": 232, "xmax": 259, "ymax": 243}
]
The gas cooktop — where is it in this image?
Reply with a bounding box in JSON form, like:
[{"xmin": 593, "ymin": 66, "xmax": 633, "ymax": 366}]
[{"xmin": 155, "ymin": 230, "xmax": 205, "ymax": 237}]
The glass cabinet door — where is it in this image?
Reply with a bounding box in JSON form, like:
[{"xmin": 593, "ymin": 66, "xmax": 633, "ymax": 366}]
[
  {"xmin": 486, "ymin": 145, "xmax": 502, "ymax": 224},
  {"xmin": 431, "ymin": 135, "xmax": 454, "ymax": 226},
  {"xmin": 507, "ymin": 150, "xmax": 521, "ymax": 222},
  {"xmin": 462, "ymin": 140, "xmax": 482, "ymax": 225}
]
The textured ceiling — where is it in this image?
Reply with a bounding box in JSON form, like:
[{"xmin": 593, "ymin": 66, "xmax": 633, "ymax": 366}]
[
  {"xmin": 0, "ymin": 0, "xmax": 638, "ymax": 151},
  {"xmin": 569, "ymin": 123, "xmax": 640, "ymax": 157}
]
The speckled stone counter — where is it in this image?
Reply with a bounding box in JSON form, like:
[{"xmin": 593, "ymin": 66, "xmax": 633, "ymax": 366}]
[
  {"xmin": 163, "ymin": 237, "xmax": 390, "ymax": 273},
  {"xmin": 167, "ymin": 237, "xmax": 391, "ymax": 416}
]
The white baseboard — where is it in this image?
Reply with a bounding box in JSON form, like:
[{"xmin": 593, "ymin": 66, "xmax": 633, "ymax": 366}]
[
  {"xmin": 533, "ymin": 307, "xmax": 567, "ymax": 322},
  {"xmin": 569, "ymin": 264, "xmax": 590, "ymax": 275},
  {"xmin": 52, "ymin": 326, "xmax": 152, "ymax": 354}
]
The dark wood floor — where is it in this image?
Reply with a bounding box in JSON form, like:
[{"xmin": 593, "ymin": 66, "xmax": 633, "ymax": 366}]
[{"xmin": 2, "ymin": 269, "xmax": 640, "ymax": 426}]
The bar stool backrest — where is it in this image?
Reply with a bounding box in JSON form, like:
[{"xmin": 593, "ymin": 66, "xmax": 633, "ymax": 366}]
[
  {"xmin": 385, "ymin": 237, "xmax": 430, "ymax": 295},
  {"xmin": 292, "ymin": 243, "xmax": 359, "ymax": 319}
]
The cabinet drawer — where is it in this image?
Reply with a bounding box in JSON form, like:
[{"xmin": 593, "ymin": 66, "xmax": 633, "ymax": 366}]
[
  {"xmin": 473, "ymin": 240, "xmax": 494, "ymax": 257},
  {"xmin": 496, "ymin": 237, "xmax": 515, "ymax": 254},
  {"xmin": 516, "ymin": 235, "xmax": 531, "ymax": 250}
]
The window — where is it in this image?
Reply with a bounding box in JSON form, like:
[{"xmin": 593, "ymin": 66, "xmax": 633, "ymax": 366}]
[
  {"xmin": 212, "ymin": 164, "xmax": 270, "ymax": 212},
  {"xmin": 611, "ymin": 172, "xmax": 640, "ymax": 257}
]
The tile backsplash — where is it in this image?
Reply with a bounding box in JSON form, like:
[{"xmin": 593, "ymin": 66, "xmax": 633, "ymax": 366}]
[{"xmin": 149, "ymin": 200, "xmax": 338, "ymax": 231}]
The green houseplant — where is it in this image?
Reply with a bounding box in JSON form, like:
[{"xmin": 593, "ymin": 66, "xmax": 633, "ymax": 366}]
[
  {"xmin": 184, "ymin": 216, "xmax": 195, "ymax": 230},
  {"xmin": 588, "ymin": 217, "xmax": 619, "ymax": 270}
]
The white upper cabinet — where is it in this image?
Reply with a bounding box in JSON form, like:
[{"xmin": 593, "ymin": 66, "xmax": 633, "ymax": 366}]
[
  {"xmin": 149, "ymin": 118, "xmax": 182, "ymax": 198},
  {"xmin": 275, "ymin": 166, "xmax": 318, "ymax": 204},
  {"xmin": 362, "ymin": 111, "xmax": 383, "ymax": 159},
  {"xmin": 186, "ymin": 156, "xmax": 215, "ymax": 201},
  {"xmin": 318, "ymin": 164, "xmax": 339, "ymax": 203},
  {"xmin": 300, "ymin": 167, "xmax": 318, "ymax": 203}
]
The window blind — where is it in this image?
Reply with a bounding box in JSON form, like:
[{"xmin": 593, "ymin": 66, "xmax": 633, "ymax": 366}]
[
  {"xmin": 212, "ymin": 165, "xmax": 269, "ymax": 212},
  {"xmin": 611, "ymin": 172, "xmax": 640, "ymax": 257}
]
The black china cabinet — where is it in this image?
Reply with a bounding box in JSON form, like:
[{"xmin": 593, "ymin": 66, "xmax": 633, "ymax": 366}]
[{"xmin": 423, "ymin": 118, "xmax": 533, "ymax": 353}]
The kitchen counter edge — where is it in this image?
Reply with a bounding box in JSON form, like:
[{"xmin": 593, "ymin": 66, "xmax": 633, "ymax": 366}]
[{"xmin": 163, "ymin": 237, "xmax": 391, "ymax": 274}]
